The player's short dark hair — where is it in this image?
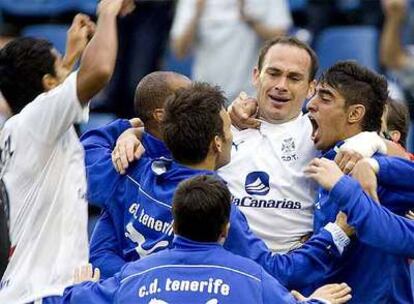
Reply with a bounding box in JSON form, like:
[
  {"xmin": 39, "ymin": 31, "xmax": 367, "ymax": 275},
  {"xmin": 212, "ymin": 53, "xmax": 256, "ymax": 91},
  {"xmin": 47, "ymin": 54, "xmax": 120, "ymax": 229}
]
[
  {"xmin": 162, "ymin": 82, "xmax": 227, "ymax": 165},
  {"xmin": 257, "ymin": 36, "xmax": 319, "ymax": 81},
  {"xmin": 134, "ymin": 71, "xmax": 189, "ymax": 124},
  {"xmin": 172, "ymin": 175, "xmax": 231, "ymax": 242},
  {"xmin": 0, "ymin": 37, "xmax": 56, "ymax": 114},
  {"xmin": 319, "ymin": 61, "xmax": 388, "ymax": 132},
  {"xmin": 386, "ymin": 98, "xmax": 410, "ymax": 148}
]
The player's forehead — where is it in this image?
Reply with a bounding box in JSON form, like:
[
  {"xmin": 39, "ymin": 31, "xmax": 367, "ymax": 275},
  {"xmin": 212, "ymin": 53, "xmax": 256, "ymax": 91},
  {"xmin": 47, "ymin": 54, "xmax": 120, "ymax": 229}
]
[{"xmin": 262, "ymin": 44, "xmax": 311, "ymax": 77}]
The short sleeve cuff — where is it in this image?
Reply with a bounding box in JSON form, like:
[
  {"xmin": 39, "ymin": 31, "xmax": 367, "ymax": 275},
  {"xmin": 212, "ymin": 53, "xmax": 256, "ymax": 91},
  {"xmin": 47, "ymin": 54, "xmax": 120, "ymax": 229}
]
[
  {"xmin": 67, "ymin": 71, "xmax": 90, "ymax": 124},
  {"xmin": 324, "ymin": 222, "xmax": 350, "ymax": 255}
]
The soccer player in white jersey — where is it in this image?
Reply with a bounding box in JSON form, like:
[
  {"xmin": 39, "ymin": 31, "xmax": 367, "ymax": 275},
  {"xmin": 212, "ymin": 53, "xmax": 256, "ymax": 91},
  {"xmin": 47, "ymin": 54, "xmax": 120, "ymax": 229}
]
[
  {"xmin": 0, "ymin": 1, "xmax": 135, "ymax": 303},
  {"xmin": 218, "ymin": 37, "xmax": 320, "ymax": 253},
  {"xmin": 218, "ymin": 37, "xmax": 385, "ymax": 253}
]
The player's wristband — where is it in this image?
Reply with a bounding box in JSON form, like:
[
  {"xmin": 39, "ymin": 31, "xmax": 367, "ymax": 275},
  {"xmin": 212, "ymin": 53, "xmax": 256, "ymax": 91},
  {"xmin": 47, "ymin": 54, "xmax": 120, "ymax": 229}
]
[{"xmin": 324, "ymin": 222, "xmax": 350, "ymax": 255}]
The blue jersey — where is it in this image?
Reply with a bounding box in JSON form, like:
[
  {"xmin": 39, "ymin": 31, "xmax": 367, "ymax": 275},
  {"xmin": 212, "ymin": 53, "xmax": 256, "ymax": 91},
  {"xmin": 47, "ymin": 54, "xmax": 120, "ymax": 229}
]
[
  {"xmin": 62, "ymin": 236, "xmax": 326, "ymax": 304},
  {"xmin": 313, "ymin": 146, "xmax": 414, "ymax": 303},
  {"xmin": 88, "ymin": 122, "xmax": 172, "ymax": 279},
  {"xmin": 331, "ymin": 174, "xmax": 414, "ymax": 257},
  {"xmin": 82, "ymin": 120, "xmax": 344, "ymax": 290},
  {"xmin": 374, "ymin": 154, "xmax": 414, "ymax": 192}
]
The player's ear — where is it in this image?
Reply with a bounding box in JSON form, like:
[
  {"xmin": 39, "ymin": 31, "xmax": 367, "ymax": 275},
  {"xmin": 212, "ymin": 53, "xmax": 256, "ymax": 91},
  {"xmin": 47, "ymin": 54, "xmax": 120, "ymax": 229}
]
[
  {"xmin": 42, "ymin": 74, "xmax": 59, "ymax": 91},
  {"xmin": 212, "ymin": 135, "xmax": 223, "ymax": 153}
]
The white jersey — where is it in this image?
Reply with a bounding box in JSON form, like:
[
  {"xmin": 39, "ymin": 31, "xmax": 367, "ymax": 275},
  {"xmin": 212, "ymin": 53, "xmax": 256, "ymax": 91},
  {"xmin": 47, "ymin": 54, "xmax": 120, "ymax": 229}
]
[
  {"xmin": 218, "ymin": 114, "xmax": 318, "ymax": 253},
  {"xmin": 171, "ymin": 0, "xmax": 292, "ymax": 102},
  {"xmin": 0, "ymin": 72, "xmax": 89, "ymax": 303}
]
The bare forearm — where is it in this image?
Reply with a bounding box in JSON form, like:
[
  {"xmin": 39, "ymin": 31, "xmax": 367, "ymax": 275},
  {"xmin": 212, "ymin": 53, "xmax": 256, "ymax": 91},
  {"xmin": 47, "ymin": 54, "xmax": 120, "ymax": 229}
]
[
  {"xmin": 77, "ymin": 10, "xmax": 119, "ymax": 104},
  {"xmin": 380, "ymin": 18, "xmax": 408, "ymax": 69},
  {"xmin": 172, "ymin": 17, "xmax": 199, "ymax": 59}
]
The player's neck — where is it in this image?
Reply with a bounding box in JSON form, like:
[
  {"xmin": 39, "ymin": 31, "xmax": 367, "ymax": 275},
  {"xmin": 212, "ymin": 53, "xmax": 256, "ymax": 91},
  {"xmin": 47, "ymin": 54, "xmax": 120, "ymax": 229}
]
[
  {"xmin": 145, "ymin": 125, "xmax": 163, "ymax": 141},
  {"xmin": 182, "ymin": 156, "xmax": 216, "ymax": 172},
  {"xmin": 339, "ymin": 125, "xmax": 363, "ymax": 143}
]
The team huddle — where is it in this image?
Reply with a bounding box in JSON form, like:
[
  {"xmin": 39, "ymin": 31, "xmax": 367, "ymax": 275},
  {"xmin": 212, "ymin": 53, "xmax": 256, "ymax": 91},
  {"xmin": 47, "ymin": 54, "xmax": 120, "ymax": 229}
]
[{"xmin": 0, "ymin": 0, "xmax": 413, "ymax": 303}]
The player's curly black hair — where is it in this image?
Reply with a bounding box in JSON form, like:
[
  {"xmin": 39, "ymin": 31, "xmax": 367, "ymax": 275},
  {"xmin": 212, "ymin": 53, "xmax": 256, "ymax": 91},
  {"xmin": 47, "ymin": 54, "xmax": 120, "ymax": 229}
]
[{"xmin": 0, "ymin": 37, "xmax": 56, "ymax": 114}]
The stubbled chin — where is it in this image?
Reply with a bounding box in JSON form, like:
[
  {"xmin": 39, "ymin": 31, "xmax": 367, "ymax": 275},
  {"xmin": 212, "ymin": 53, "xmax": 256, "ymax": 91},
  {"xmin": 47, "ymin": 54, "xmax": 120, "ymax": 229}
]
[{"xmin": 267, "ymin": 102, "xmax": 287, "ymax": 116}]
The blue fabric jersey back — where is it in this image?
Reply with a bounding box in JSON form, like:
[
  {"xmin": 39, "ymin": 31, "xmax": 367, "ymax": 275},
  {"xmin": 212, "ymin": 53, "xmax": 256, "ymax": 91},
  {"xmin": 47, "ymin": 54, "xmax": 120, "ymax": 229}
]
[
  {"xmin": 62, "ymin": 237, "xmax": 326, "ymax": 304},
  {"xmin": 88, "ymin": 125, "xmax": 174, "ymax": 278},
  {"xmin": 313, "ymin": 147, "xmax": 413, "ymax": 303},
  {"xmin": 111, "ymin": 158, "xmax": 213, "ymax": 261},
  {"xmin": 114, "ymin": 238, "xmax": 284, "ymax": 303}
]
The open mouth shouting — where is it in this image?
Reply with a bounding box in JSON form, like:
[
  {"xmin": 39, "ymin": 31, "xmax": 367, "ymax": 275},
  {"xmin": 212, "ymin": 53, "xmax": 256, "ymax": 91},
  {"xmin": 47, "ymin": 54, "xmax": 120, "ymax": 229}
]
[{"xmin": 308, "ymin": 114, "xmax": 320, "ymax": 144}]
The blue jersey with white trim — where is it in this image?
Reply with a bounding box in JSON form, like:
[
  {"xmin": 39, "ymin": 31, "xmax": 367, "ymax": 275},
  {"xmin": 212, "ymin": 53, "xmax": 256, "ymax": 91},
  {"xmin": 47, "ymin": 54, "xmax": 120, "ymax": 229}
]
[
  {"xmin": 83, "ymin": 122, "xmax": 212, "ymax": 262},
  {"xmin": 313, "ymin": 146, "xmax": 414, "ymax": 303},
  {"xmin": 82, "ymin": 119, "xmax": 343, "ymax": 290},
  {"xmin": 87, "ymin": 123, "xmax": 172, "ymax": 279},
  {"xmin": 62, "ymin": 236, "xmax": 325, "ymax": 304}
]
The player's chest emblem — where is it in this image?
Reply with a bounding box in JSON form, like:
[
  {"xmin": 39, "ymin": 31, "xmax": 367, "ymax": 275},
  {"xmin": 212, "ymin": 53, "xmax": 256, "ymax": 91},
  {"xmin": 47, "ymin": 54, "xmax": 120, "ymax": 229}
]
[{"xmin": 281, "ymin": 137, "xmax": 298, "ymax": 162}]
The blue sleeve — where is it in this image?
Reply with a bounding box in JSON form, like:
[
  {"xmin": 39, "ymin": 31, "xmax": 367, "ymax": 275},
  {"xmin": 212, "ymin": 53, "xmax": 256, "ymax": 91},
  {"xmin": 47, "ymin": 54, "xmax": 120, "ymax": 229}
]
[
  {"xmin": 61, "ymin": 273, "xmax": 121, "ymax": 304},
  {"xmin": 378, "ymin": 187, "xmax": 414, "ymax": 214},
  {"xmin": 330, "ymin": 175, "xmax": 414, "ymax": 257},
  {"xmin": 224, "ymin": 205, "xmax": 341, "ymax": 290},
  {"xmin": 81, "ymin": 119, "xmax": 131, "ymax": 207},
  {"xmin": 374, "ymin": 155, "xmax": 414, "ymax": 192},
  {"xmin": 89, "ymin": 211, "xmax": 126, "ymax": 279},
  {"xmin": 261, "ymin": 269, "xmax": 325, "ymax": 304},
  {"xmin": 372, "ymin": 156, "xmax": 414, "ymax": 213}
]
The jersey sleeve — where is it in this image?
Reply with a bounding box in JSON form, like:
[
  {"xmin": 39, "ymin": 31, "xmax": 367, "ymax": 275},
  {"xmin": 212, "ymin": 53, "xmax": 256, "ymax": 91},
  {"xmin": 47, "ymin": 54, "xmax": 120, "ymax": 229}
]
[
  {"xmin": 371, "ymin": 156, "xmax": 414, "ymax": 213},
  {"xmin": 18, "ymin": 71, "xmax": 88, "ymax": 144},
  {"xmin": 61, "ymin": 272, "xmax": 121, "ymax": 304},
  {"xmin": 89, "ymin": 211, "xmax": 126, "ymax": 279},
  {"xmin": 374, "ymin": 155, "xmax": 414, "ymax": 192},
  {"xmin": 264, "ymin": 0, "xmax": 293, "ymax": 29},
  {"xmin": 224, "ymin": 204, "xmax": 341, "ymax": 290},
  {"xmin": 81, "ymin": 119, "xmax": 131, "ymax": 207},
  {"xmin": 170, "ymin": 0, "xmax": 195, "ymax": 39},
  {"xmin": 262, "ymin": 268, "xmax": 296, "ymax": 303},
  {"xmin": 330, "ymin": 175, "xmax": 414, "ymax": 257},
  {"xmin": 261, "ymin": 269, "xmax": 327, "ymax": 304}
]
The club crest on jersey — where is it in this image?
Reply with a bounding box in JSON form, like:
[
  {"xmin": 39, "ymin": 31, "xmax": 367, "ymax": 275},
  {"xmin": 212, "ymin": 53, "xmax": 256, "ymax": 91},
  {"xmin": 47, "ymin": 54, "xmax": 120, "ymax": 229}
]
[
  {"xmin": 281, "ymin": 137, "xmax": 298, "ymax": 162},
  {"xmin": 244, "ymin": 171, "xmax": 270, "ymax": 195}
]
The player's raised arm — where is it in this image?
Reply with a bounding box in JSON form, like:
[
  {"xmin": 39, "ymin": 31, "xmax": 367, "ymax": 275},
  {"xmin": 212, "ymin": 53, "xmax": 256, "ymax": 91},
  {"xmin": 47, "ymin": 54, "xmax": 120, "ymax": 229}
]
[{"xmin": 77, "ymin": 0, "xmax": 134, "ymax": 104}]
